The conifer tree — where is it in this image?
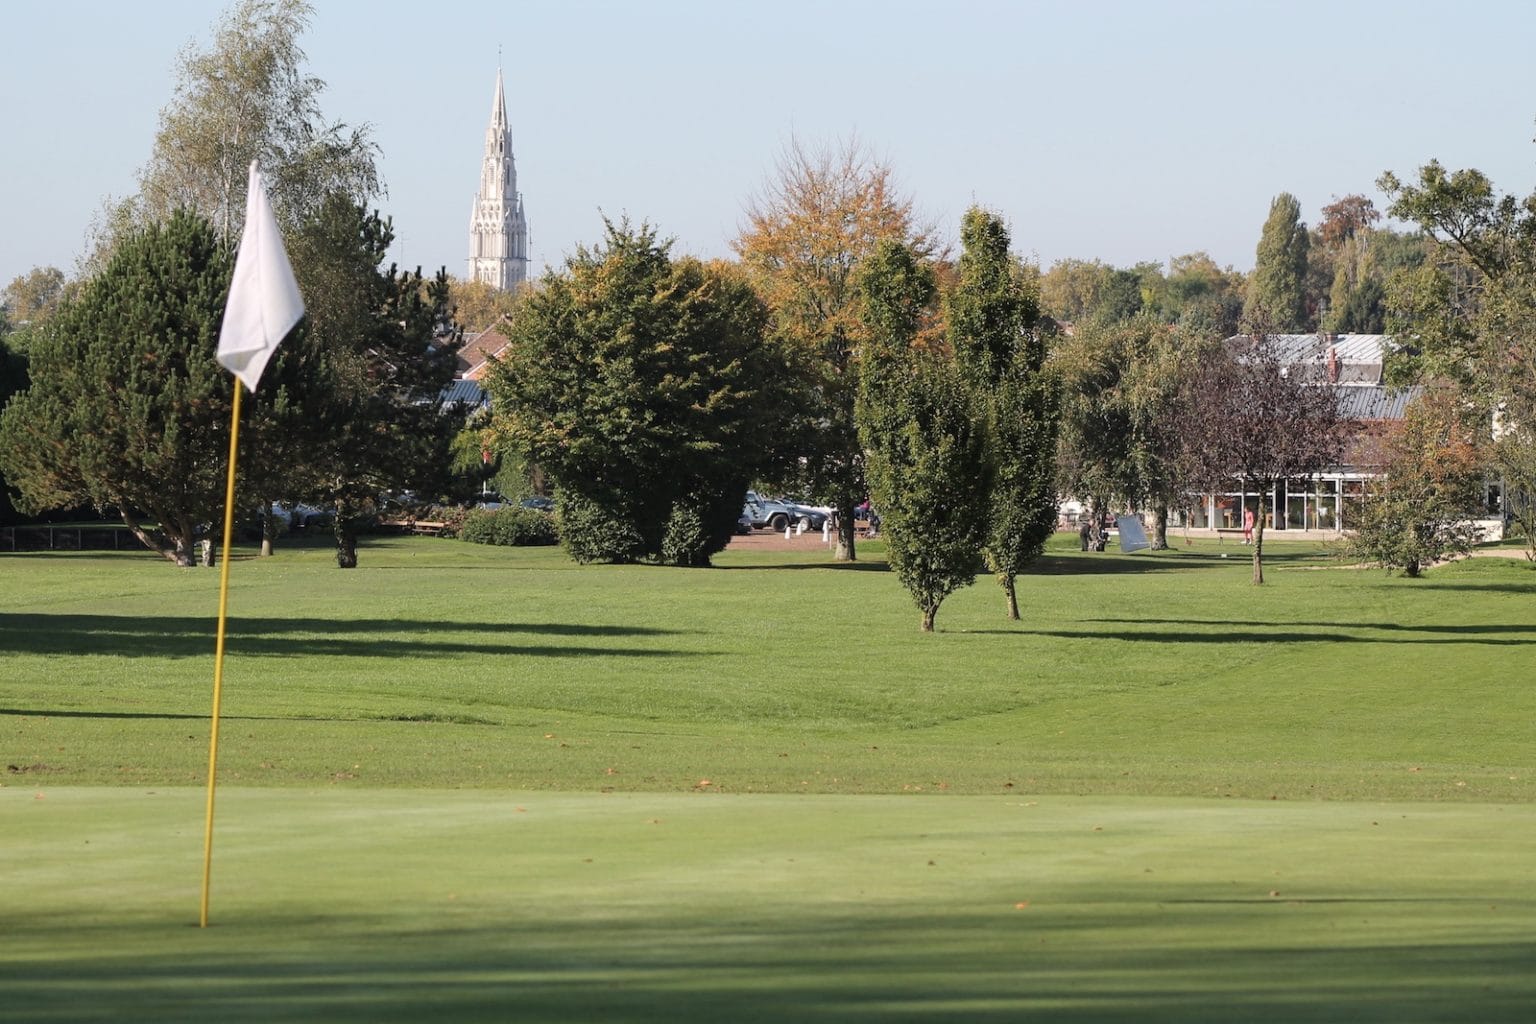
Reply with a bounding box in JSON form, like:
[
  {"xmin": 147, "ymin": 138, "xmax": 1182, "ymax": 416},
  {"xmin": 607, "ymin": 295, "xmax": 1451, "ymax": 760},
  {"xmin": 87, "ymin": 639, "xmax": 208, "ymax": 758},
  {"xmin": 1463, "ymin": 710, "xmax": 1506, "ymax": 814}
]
[
  {"xmin": 0, "ymin": 212, "xmax": 234, "ymax": 565},
  {"xmin": 280, "ymin": 197, "xmax": 464, "ymax": 568}
]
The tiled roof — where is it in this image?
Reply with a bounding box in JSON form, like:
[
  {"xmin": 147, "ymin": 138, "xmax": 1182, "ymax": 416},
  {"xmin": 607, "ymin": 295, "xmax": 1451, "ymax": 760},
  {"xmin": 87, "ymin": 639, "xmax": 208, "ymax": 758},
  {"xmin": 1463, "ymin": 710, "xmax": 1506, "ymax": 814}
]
[{"xmin": 456, "ymin": 327, "xmax": 510, "ymax": 379}]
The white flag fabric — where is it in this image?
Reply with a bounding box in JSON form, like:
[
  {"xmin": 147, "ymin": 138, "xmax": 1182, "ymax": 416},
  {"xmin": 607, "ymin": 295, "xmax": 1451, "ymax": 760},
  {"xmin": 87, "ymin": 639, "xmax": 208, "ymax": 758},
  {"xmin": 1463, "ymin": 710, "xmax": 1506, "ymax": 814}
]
[{"xmin": 216, "ymin": 161, "xmax": 304, "ymax": 392}]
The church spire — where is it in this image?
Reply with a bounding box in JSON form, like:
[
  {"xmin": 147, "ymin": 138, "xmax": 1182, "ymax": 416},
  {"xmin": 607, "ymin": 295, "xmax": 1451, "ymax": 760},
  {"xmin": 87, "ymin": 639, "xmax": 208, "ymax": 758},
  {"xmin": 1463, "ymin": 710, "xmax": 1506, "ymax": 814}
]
[
  {"xmin": 467, "ymin": 68, "xmax": 528, "ymax": 291},
  {"xmin": 489, "ymin": 67, "xmax": 508, "ymax": 138}
]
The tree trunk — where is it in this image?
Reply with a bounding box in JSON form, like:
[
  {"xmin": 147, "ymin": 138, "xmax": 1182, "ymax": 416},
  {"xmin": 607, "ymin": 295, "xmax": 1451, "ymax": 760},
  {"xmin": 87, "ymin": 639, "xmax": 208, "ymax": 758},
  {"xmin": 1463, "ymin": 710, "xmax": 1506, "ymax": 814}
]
[
  {"xmin": 260, "ymin": 499, "xmax": 277, "ymax": 557},
  {"xmin": 119, "ymin": 509, "xmax": 193, "ymax": 566},
  {"xmin": 1251, "ymin": 511, "xmax": 1265, "ymax": 585},
  {"xmin": 1152, "ymin": 505, "xmax": 1169, "ymax": 550},
  {"xmin": 334, "ymin": 497, "xmax": 359, "ymax": 569},
  {"xmin": 1001, "ymin": 575, "xmax": 1019, "ymax": 620},
  {"xmin": 920, "ymin": 604, "xmax": 938, "ymax": 632},
  {"xmin": 834, "ymin": 498, "xmax": 857, "ymax": 562}
]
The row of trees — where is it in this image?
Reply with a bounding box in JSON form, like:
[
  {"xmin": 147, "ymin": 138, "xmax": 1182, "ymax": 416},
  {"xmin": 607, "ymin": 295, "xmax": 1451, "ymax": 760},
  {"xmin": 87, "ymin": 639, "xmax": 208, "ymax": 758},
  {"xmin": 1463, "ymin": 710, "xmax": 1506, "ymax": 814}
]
[
  {"xmin": 1038, "ymin": 191, "xmax": 1429, "ymax": 340},
  {"xmin": 3, "ymin": 0, "xmax": 1525, "ymax": 602},
  {"xmin": 472, "ymin": 154, "xmax": 1352, "ymax": 625},
  {"xmin": 0, "ymin": 0, "xmax": 462, "ymax": 568}
]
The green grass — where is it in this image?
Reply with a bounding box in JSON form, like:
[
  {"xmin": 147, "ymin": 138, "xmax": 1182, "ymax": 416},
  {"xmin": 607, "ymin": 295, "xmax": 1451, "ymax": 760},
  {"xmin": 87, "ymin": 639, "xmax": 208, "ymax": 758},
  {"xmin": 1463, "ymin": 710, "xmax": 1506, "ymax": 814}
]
[
  {"xmin": 4, "ymin": 533, "xmax": 1532, "ymax": 799},
  {"xmin": 4, "ymin": 788, "xmax": 1533, "ymax": 1023},
  {"xmin": 3, "ymin": 534, "xmax": 1534, "ymax": 1021}
]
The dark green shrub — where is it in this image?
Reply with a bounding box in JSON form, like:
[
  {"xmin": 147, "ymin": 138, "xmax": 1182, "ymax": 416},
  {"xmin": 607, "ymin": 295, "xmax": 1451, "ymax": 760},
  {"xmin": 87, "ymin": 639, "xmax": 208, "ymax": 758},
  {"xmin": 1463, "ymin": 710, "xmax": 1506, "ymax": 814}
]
[
  {"xmin": 660, "ymin": 502, "xmax": 710, "ymax": 567},
  {"xmin": 557, "ymin": 491, "xmax": 645, "ymax": 563},
  {"xmin": 459, "ymin": 507, "xmax": 558, "ymax": 547}
]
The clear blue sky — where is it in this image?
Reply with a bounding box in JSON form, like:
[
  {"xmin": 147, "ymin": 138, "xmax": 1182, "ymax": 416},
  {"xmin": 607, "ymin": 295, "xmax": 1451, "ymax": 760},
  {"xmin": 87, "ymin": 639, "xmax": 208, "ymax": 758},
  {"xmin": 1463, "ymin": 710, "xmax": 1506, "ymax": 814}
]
[{"xmin": 4, "ymin": 0, "xmax": 1535, "ymax": 290}]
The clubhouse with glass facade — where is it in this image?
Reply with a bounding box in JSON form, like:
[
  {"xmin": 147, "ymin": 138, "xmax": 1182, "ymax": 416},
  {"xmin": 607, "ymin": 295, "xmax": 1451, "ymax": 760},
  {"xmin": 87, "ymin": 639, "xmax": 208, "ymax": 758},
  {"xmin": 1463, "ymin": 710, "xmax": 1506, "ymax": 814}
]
[{"xmin": 1170, "ymin": 334, "xmax": 1501, "ymax": 538}]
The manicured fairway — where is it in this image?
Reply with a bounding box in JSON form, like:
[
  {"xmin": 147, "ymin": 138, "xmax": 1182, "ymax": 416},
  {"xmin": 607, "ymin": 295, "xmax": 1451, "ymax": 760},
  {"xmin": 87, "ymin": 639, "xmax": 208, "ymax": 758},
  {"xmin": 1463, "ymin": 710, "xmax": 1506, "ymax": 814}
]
[
  {"xmin": 2, "ymin": 535, "xmax": 1534, "ymax": 1020},
  {"xmin": 3, "ymin": 535, "xmax": 1533, "ymax": 799},
  {"xmin": 3, "ymin": 788, "xmax": 1534, "ymax": 1023}
]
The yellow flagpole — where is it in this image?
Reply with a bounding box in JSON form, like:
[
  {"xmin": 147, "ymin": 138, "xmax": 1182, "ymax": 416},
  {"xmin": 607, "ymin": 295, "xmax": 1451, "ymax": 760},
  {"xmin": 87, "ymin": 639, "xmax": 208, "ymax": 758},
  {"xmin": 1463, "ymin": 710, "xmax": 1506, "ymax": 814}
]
[{"xmin": 201, "ymin": 383, "xmax": 244, "ymax": 928}]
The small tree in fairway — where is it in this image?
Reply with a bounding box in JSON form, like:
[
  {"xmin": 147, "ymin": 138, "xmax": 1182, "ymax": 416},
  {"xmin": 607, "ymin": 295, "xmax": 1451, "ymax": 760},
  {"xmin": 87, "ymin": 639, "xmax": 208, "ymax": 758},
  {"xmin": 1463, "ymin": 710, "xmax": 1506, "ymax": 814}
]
[
  {"xmin": 946, "ymin": 207, "xmax": 1060, "ymax": 620},
  {"xmin": 857, "ymin": 239, "xmax": 990, "ymax": 631}
]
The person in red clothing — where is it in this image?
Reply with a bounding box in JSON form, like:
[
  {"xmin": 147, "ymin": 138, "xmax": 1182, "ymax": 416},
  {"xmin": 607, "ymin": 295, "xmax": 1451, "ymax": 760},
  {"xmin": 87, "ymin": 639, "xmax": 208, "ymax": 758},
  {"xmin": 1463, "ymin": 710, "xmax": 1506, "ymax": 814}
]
[{"xmin": 1242, "ymin": 506, "xmax": 1255, "ymax": 545}]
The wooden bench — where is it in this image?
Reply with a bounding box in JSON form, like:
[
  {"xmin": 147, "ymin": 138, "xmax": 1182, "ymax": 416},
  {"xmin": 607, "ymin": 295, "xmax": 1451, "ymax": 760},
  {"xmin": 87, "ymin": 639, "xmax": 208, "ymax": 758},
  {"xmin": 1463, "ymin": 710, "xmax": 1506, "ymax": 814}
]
[{"xmin": 378, "ymin": 517, "xmax": 448, "ymax": 536}]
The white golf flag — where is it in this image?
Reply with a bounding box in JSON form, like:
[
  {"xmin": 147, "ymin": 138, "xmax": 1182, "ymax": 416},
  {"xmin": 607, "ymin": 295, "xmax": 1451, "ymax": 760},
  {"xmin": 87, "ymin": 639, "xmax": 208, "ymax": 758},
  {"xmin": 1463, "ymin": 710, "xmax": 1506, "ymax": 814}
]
[{"xmin": 216, "ymin": 161, "xmax": 304, "ymax": 392}]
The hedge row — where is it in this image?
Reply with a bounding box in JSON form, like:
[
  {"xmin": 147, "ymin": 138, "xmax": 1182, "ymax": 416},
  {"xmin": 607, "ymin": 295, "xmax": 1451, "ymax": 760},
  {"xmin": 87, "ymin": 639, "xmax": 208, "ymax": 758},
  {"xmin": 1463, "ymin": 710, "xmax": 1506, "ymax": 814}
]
[{"xmin": 459, "ymin": 507, "xmax": 559, "ymax": 547}]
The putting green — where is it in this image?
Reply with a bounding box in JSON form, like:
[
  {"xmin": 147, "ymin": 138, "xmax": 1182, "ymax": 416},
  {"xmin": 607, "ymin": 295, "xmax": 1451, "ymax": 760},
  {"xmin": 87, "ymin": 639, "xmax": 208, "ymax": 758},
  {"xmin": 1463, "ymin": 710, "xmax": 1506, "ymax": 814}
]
[{"xmin": 4, "ymin": 787, "xmax": 1532, "ymax": 1022}]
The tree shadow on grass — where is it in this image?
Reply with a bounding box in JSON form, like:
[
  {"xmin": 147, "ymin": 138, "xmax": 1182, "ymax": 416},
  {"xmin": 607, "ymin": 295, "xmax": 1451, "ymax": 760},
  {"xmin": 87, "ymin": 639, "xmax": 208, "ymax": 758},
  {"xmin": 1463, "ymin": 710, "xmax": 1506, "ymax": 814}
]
[
  {"xmin": 0, "ymin": 614, "xmax": 702, "ymax": 660},
  {"xmin": 1, "ymin": 910, "xmax": 1531, "ymax": 1024},
  {"xmin": 0, "ymin": 707, "xmax": 297, "ymax": 722},
  {"xmin": 1022, "ymin": 549, "xmax": 1331, "ymax": 577},
  {"xmin": 1390, "ymin": 581, "xmax": 1536, "ymax": 596},
  {"xmin": 716, "ymin": 550, "xmax": 1319, "ymax": 576},
  {"xmin": 1089, "ymin": 617, "xmax": 1536, "ymax": 641},
  {"xmin": 969, "ymin": 619, "xmax": 1536, "ymax": 646},
  {"xmin": 714, "ymin": 559, "xmax": 891, "ymax": 572}
]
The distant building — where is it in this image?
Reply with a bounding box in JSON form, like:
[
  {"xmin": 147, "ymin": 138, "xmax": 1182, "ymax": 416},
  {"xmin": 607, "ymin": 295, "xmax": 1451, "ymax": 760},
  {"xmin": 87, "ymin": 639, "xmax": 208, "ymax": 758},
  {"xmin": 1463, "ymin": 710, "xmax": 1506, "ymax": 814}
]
[
  {"xmin": 1165, "ymin": 333, "xmax": 1499, "ymax": 538},
  {"xmin": 1176, "ymin": 334, "xmax": 1407, "ymax": 534},
  {"xmin": 467, "ymin": 69, "xmax": 529, "ymax": 291},
  {"xmin": 457, "ymin": 327, "xmax": 510, "ymax": 382}
]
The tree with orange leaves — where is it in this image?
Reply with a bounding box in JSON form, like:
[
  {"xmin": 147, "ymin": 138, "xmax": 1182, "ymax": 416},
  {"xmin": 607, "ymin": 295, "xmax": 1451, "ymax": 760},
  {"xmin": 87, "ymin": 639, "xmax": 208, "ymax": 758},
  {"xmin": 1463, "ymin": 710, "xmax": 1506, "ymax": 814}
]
[{"xmin": 734, "ymin": 137, "xmax": 932, "ymax": 560}]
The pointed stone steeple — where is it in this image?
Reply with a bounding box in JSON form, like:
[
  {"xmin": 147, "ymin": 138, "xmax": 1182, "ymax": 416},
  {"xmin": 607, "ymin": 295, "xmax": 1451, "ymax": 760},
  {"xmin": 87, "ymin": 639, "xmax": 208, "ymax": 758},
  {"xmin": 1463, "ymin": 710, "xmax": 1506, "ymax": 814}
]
[{"xmin": 467, "ymin": 68, "xmax": 529, "ymax": 290}]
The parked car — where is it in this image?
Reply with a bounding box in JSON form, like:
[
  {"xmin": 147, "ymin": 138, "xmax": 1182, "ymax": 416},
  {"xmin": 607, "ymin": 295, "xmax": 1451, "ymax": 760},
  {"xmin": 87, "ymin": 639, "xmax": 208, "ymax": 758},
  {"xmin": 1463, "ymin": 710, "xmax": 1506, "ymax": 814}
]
[
  {"xmin": 744, "ymin": 490, "xmax": 829, "ymax": 532},
  {"xmin": 519, "ymin": 496, "xmax": 555, "ymax": 513},
  {"xmin": 268, "ymin": 502, "xmax": 334, "ymax": 531},
  {"xmin": 743, "ymin": 491, "xmax": 797, "ymax": 532},
  {"xmin": 778, "ymin": 499, "xmax": 830, "ymax": 531}
]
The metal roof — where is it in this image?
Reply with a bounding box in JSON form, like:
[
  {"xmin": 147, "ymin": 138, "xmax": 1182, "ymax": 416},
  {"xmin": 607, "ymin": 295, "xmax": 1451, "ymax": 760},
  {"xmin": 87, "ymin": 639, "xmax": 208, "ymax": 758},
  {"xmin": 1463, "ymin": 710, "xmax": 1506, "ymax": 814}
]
[
  {"xmin": 1225, "ymin": 333, "xmax": 1390, "ymax": 385},
  {"xmin": 440, "ymin": 379, "xmax": 489, "ymax": 410},
  {"xmin": 1336, "ymin": 385, "xmax": 1420, "ymax": 421}
]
